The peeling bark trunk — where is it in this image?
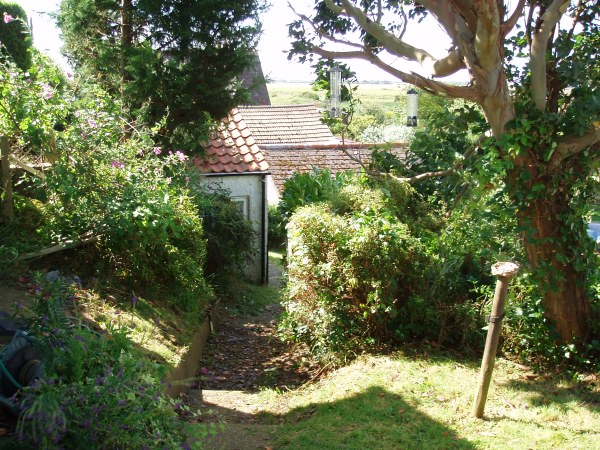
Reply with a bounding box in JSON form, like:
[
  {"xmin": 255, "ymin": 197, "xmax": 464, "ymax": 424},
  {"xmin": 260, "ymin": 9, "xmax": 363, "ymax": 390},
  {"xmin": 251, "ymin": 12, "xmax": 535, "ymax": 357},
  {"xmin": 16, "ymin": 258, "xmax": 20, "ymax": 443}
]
[
  {"xmin": 510, "ymin": 158, "xmax": 592, "ymax": 341},
  {"xmin": 481, "ymin": 82, "xmax": 591, "ymax": 342}
]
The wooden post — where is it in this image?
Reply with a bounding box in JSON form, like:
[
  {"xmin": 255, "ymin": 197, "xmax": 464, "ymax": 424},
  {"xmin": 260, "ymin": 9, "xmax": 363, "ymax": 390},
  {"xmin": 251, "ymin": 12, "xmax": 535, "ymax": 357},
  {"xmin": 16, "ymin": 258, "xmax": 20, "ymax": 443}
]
[
  {"xmin": 473, "ymin": 261, "xmax": 519, "ymax": 418},
  {"xmin": 1, "ymin": 136, "xmax": 14, "ymax": 222}
]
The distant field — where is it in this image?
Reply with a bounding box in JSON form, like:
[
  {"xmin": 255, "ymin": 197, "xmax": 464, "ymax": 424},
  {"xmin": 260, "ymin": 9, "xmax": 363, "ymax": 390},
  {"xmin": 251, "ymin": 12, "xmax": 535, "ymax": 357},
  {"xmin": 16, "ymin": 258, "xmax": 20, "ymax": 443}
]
[{"xmin": 267, "ymin": 81, "xmax": 410, "ymax": 111}]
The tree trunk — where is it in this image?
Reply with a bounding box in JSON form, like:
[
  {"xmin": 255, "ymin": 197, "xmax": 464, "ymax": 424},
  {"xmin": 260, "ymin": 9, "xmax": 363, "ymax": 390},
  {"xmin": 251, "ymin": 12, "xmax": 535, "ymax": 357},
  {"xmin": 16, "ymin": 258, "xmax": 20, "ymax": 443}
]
[
  {"xmin": 481, "ymin": 89, "xmax": 592, "ymax": 343},
  {"xmin": 511, "ymin": 159, "xmax": 592, "ymax": 341}
]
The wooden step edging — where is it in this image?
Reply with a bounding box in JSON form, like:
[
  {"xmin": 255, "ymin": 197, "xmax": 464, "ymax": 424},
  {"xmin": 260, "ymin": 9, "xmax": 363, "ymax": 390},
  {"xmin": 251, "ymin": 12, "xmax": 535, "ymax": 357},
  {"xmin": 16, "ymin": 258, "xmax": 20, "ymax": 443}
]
[{"xmin": 164, "ymin": 300, "xmax": 221, "ymax": 398}]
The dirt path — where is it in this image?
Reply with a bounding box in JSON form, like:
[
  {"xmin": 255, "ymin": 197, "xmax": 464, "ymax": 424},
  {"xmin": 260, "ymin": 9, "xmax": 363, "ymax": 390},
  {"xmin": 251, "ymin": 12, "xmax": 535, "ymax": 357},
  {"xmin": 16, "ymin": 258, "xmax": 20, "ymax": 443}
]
[{"xmin": 181, "ymin": 264, "xmax": 318, "ymax": 449}]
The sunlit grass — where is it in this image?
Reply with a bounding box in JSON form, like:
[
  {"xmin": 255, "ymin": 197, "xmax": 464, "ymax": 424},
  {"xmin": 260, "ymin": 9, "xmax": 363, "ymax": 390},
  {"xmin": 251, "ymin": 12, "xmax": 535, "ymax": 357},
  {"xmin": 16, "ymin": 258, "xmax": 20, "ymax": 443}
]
[
  {"xmin": 253, "ymin": 354, "xmax": 599, "ymax": 449},
  {"xmin": 267, "ymin": 81, "xmax": 406, "ymax": 111}
]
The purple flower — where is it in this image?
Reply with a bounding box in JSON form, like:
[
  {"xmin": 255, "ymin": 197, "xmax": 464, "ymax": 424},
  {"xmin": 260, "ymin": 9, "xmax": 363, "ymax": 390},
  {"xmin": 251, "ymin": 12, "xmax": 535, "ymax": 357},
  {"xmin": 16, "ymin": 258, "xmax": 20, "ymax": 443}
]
[
  {"xmin": 174, "ymin": 150, "xmax": 188, "ymax": 161},
  {"xmin": 87, "ymin": 118, "xmax": 98, "ymax": 128},
  {"xmin": 67, "ymin": 72, "xmax": 73, "ymax": 80},
  {"xmin": 111, "ymin": 160, "xmax": 125, "ymax": 169},
  {"xmin": 81, "ymin": 131, "xmax": 87, "ymax": 140},
  {"xmin": 3, "ymin": 13, "xmax": 14, "ymax": 24},
  {"xmin": 153, "ymin": 147, "xmax": 162, "ymax": 155},
  {"xmin": 131, "ymin": 295, "xmax": 138, "ymax": 305}
]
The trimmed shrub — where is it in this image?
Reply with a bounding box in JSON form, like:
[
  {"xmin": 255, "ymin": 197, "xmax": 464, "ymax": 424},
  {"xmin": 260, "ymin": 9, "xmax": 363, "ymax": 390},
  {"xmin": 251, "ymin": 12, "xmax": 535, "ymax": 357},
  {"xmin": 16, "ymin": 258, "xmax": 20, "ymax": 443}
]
[
  {"xmin": 282, "ymin": 203, "xmax": 428, "ymax": 357},
  {"xmin": 0, "ymin": 2, "xmax": 32, "ymax": 71}
]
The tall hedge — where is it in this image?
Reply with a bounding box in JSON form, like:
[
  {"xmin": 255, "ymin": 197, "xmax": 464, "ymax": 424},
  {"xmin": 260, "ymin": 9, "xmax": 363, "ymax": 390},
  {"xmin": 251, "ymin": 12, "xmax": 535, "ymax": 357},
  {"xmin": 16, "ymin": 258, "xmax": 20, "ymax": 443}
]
[
  {"xmin": 0, "ymin": 1, "xmax": 31, "ymax": 71},
  {"xmin": 283, "ymin": 203, "xmax": 429, "ymax": 357}
]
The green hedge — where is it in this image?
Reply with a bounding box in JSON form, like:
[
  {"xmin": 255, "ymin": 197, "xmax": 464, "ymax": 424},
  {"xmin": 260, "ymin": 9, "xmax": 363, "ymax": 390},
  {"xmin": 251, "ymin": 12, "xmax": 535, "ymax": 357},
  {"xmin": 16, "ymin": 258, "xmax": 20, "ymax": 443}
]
[
  {"xmin": 0, "ymin": 2, "xmax": 32, "ymax": 70},
  {"xmin": 282, "ymin": 203, "xmax": 428, "ymax": 357}
]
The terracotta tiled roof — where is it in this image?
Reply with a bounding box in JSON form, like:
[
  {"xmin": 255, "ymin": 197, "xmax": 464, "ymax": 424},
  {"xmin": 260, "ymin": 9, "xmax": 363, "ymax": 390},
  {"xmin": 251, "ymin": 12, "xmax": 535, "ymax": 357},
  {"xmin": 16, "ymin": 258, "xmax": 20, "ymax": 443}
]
[
  {"xmin": 194, "ymin": 109, "xmax": 269, "ymax": 174},
  {"xmin": 238, "ymin": 104, "xmax": 337, "ymax": 144},
  {"xmin": 262, "ymin": 143, "xmax": 407, "ymax": 193}
]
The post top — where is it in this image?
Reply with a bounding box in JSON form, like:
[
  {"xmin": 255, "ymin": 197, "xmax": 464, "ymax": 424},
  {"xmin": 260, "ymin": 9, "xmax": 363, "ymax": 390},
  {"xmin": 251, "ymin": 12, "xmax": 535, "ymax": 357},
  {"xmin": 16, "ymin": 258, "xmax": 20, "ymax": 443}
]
[{"xmin": 491, "ymin": 262, "xmax": 519, "ymax": 278}]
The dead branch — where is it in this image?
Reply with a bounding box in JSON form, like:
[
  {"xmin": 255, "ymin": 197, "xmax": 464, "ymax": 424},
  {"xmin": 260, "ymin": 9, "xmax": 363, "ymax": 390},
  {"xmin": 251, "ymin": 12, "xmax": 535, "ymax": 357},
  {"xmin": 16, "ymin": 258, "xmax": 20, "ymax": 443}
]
[{"xmin": 17, "ymin": 234, "xmax": 99, "ymax": 261}]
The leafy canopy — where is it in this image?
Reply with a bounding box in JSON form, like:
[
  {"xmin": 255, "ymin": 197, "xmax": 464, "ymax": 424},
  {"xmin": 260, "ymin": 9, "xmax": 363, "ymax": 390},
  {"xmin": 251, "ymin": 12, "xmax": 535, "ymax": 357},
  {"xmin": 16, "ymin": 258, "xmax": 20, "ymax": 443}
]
[{"xmin": 57, "ymin": 0, "xmax": 267, "ymax": 152}]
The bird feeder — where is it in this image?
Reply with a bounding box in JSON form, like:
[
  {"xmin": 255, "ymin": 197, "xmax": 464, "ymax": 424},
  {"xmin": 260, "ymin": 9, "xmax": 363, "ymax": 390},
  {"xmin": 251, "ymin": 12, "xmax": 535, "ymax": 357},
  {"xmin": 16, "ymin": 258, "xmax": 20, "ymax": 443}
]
[
  {"xmin": 406, "ymin": 88, "xmax": 418, "ymax": 127},
  {"xmin": 330, "ymin": 66, "xmax": 342, "ymax": 118}
]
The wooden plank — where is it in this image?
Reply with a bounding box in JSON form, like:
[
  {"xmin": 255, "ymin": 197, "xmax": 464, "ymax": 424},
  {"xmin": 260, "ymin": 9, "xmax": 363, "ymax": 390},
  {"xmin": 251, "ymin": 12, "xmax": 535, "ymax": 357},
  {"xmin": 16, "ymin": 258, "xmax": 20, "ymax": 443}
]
[
  {"xmin": 1, "ymin": 136, "xmax": 14, "ymax": 222},
  {"xmin": 17, "ymin": 234, "xmax": 99, "ymax": 261},
  {"xmin": 8, "ymin": 154, "xmax": 46, "ymax": 179}
]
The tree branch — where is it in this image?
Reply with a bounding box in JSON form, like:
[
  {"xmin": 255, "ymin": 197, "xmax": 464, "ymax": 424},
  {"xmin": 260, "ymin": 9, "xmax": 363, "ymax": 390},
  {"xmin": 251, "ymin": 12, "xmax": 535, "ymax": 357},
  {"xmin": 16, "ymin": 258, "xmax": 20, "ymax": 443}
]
[
  {"xmin": 308, "ymin": 45, "xmax": 478, "ymax": 100},
  {"xmin": 289, "ymin": 4, "xmax": 364, "ymax": 49},
  {"xmin": 549, "ymin": 126, "xmax": 600, "ymax": 170},
  {"xmin": 530, "ymin": 0, "xmax": 570, "ymax": 110},
  {"xmin": 473, "ymin": 1, "xmax": 501, "ymax": 71},
  {"xmin": 501, "ymin": 0, "xmax": 527, "ymax": 37},
  {"xmin": 388, "ymin": 133, "xmax": 485, "ymax": 184},
  {"xmin": 323, "ymin": 0, "xmax": 466, "ymax": 77},
  {"xmin": 341, "ymin": 134, "xmax": 487, "ymax": 185}
]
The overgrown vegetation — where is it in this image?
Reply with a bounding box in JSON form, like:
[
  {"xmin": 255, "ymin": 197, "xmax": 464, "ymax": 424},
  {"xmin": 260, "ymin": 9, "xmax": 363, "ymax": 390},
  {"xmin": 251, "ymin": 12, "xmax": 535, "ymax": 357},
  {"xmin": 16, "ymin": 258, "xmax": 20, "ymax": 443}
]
[
  {"xmin": 277, "ymin": 100, "xmax": 599, "ymax": 372},
  {"xmin": 0, "ymin": 25, "xmax": 257, "ymax": 446},
  {"xmin": 4, "ymin": 276, "xmax": 210, "ymax": 449}
]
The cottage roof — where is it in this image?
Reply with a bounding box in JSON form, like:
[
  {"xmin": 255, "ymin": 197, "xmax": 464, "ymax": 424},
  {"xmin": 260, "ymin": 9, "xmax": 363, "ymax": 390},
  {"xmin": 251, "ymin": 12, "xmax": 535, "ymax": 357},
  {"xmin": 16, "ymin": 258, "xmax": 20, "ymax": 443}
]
[
  {"xmin": 238, "ymin": 104, "xmax": 337, "ymax": 145},
  {"xmin": 239, "ymin": 54, "xmax": 271, "ymax": 106},
  {"xmin": 194, "ymin": 108, "xmax": 269, "ymax": 174},
  {"xmin": 262, "ymin": 143, "xmax": 407, "ymax": 193}
]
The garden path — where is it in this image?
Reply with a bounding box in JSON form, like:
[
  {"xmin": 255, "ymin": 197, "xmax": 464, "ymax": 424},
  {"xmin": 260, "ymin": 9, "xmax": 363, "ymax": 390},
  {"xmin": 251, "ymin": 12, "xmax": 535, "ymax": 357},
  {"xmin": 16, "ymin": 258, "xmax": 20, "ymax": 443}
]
[{"xmin": 181, "ymin": 261, "xmax": 319, "ymax": 449}]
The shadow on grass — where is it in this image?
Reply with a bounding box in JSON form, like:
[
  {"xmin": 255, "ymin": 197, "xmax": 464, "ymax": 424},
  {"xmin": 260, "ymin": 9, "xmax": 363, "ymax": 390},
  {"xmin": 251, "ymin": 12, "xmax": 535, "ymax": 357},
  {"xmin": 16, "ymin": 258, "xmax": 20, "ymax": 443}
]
[
  {"xmin": 500, "ymin": 376, "xmax": 600, "ymax": 413},
  {"xmin": 202, "ymin": 385, "xmax": 475, "ymax": 450}
]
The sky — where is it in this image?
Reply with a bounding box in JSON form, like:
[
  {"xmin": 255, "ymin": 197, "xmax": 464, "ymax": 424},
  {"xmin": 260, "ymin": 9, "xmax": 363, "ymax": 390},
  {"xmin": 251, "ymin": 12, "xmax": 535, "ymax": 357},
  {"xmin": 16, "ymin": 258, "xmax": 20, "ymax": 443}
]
[{"xmin": 14, "ymin": 0, "xmax": 468, "ymax": 83}]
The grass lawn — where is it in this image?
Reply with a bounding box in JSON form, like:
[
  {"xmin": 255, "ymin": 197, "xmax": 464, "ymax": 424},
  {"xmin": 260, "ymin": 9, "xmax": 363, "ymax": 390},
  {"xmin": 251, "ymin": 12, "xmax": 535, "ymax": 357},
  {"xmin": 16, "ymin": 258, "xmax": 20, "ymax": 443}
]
[{"xmin": 254, "ymin": 353, "xmax": 599, "ymax": 449}]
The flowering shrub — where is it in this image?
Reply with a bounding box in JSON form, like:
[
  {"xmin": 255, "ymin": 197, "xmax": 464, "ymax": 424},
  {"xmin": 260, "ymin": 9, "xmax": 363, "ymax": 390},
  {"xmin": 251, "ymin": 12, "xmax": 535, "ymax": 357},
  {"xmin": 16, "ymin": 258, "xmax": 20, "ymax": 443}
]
[
  {"xmin": 12, "ymin": 276, "xmax": 207, "ymax": 449},
  {"xmin": 39, "ymin": 88, "xmax": 212, "ymax": 315},
  {"xmin": 0, "ymin": 51, "xmax": 67, "ymax": 151}
]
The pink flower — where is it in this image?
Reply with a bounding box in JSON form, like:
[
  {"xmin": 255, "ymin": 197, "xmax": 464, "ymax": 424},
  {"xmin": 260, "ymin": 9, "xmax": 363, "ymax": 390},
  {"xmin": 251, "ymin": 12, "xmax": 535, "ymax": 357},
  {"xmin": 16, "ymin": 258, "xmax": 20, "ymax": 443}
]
[
  {"xmin": 41, "ymin": 83, "xmax": 53, "ymax": 99},
  {"xmin": 185, "ymin": 176, "xmax": 190, "ymax": 183},
  {"xmin": 3, "ymin": 13, "xmax": 14, "ymax": 24},
  {"xmin": 174, "ymin": 150, "xmax": 188, "ymax": 161},
  {"xmin": 153, "ymin": 147, "xmax": 161, "ymax": 155},
  {"xmin": 81, "ymin": 131, "xmax": 87, "ymax": 140},
  {"xmin": 111, "ymin": 160, "xmax": 125, "ymax": 169},
  {"xmin": 67, "ymin": 72, "xmax": 73, "ymax": 80},
  {"xmin": 87, "ymin": 118, "xmax": 98, "ymax": 128}
]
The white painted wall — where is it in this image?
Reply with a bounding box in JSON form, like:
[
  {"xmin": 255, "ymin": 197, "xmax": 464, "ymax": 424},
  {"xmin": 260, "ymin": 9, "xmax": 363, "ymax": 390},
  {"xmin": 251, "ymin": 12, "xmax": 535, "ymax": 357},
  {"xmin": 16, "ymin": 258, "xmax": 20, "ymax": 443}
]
[
  {"xmin": 199, "ymin": 174, "xmax": 268, "ymax": 284},
  {"xmin": 266, "ymin": 174, "xmax": 280, "ymax": 206}
]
